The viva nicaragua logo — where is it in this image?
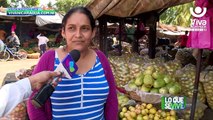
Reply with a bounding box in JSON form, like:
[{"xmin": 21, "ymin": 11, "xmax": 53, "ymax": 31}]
[{"xmin": 190, "ymin": 7, "xmax": 207, "ymax": 31}]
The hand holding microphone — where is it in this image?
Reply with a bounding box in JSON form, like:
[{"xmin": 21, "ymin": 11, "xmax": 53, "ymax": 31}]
[{"xmin": 31, "ymin": 50, "xmax": 80, "ymax": 108}]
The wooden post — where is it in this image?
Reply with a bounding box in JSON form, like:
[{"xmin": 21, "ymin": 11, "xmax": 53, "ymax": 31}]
[
  {"xmin": 98, "ymin": 17, "xmax": 104, "ymax": 52},
  {"xmin": 146, "ymin": 12, "xmax": 158, "ymax": 59},
  {"xmin": 98, "ymin": 16, "xmax": 108, "ymax": 56},
  {"xmin": 103, "ymin": 17, "xmax": 108, "ymax": 57},
  {"xmin": 17, "ymin": 17, "xmax": 22, "ymax": 41},
  {"xmin": 190, "ymin": 49, "xmax": 203, "ymax": 120},
  {"xmin": 118, "ymin": 19, "xmax": 124, "ymax": 56}
]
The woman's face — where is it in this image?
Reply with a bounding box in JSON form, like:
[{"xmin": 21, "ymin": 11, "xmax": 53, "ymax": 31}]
[{"xmin": 62, "ymin": 12, "xmax": 95, "ymax": 52}]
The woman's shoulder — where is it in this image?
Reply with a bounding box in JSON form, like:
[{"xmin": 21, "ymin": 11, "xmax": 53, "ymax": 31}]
[
  {"xmin": 40, "ymin": 49, "xmax": 55, "ymax": 59},
  {"xmin": 44, "ymin": 49, "xmax": 55, "ymax": 55},
  {"xmin": 94, "ymin": 49, "xmax": 109, "ymax": 67},
  {"xmin": 95, "ymin": 49, "xmax": 105, "ymax": 58}
]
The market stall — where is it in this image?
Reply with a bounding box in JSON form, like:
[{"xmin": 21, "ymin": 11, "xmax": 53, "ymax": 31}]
[
  {"xmin": 85, "ymin": 0, "xmax": 213, "ymax": 119},
  {"xmin": 87, "ymin": 0, "xmax": 194, "ymax": 58}
]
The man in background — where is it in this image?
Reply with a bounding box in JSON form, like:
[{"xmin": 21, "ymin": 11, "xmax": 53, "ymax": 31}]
[
  {"xmin": 37, "ymin": 33, "xmax": 49, "ymax": 57},
  {"xmin": 6, "ymin": 31, "xmax": 20, "ymax": 51}
]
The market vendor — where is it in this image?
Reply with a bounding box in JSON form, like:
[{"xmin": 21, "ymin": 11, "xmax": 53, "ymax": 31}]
[{"xmin": 0, "ymin": 71, "xmax": 62, "ymax": 117}]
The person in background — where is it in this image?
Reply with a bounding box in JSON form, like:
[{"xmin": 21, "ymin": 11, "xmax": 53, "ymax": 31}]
[
  {"xmin": 37, "ymin": 32, "xmax": 49, "ymax": 57},
  {"xmin": 0, "ymin": 71, "xmax": 62, "ymax": 117},
  {"xmin": 27, "ymin": 6, "xmax": 118, "ymax": 120},
  {"xmin": 175, "ymin": 31, "xmax": 188, "ymax": 48},
  {"xmin": 6, "ymin": 31, "xmax": 20, "ymax": 51},
  {"xmin": 55, "ymin": 29, "xmax": 63, "ymax": 45}
]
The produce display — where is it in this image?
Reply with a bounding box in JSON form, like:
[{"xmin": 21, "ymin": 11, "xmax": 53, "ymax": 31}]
[
  {"xmin": 108, "ymin": 47, "xmax": 213, "ymax": 119},
  {"xmin": 119, "ymin": 103, "xmax": 178, "ymax": 120},
  {"xmin": 176, "ymin": 64, "xmax": 206, "ymax": 103},
  {"xmin": 200, "ymin": 66, "xmax": 213, "ymax": 109},
  {"xmin": 128, "ymin": 65, "xmax": 181, "ymax": 95}
]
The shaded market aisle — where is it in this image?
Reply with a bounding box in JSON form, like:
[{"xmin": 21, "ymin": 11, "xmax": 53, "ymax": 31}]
[{"xmin": 0, "ymin": 59, "xmax": 38, "ymax": 86}]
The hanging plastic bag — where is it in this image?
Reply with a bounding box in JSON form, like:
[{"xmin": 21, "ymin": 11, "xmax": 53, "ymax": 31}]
[{"xmin": 188, "ymin": 16, "xmax": 212, "ymax": 49}]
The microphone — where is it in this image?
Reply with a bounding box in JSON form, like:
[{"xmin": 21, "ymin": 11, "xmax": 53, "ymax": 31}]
[{"xmin": 31, "ymin": 49, "xmax": 80, "ymax": 108}]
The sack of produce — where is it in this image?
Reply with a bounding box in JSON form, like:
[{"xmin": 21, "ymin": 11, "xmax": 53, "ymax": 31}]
[
  {"xmin": 164, "ymin": 60, "xmax": 181, "ymax": 76},
  {"xmin": 109, "ymin": 54, "xmax": 131, "ymax": 88},
  {"xmin": 178, "ymin": 98, "xmax": 207, "ymax": 120},
  {"xmin": 175, "ymin": 48, "xmax": 196, "ymax": 66},
  {"xmin": 176, "ymin": 64, "xmax": 206, "ymax": 103},
  {"xmin": 200, "ymin": 66, "xmax": 213, "ymax": 109}
]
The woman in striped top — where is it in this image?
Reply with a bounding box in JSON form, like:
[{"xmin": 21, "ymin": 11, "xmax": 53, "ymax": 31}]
[{"xmin": 27, "ymin": 7, "xmax": 118, "ymax": 120}]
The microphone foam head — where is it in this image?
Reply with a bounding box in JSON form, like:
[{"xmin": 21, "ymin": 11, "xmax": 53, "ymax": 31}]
[{"xmin": 69, "ymin": 49, "xmax": 80, "ymax": 62}]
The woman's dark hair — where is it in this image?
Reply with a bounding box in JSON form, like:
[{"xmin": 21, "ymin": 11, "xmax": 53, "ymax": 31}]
[{"xmin": 62, "ymin": 6, "xmax": 95, "ymax": 31}]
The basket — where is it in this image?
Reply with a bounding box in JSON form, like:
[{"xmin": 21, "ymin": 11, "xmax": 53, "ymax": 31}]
[{"xmin": 127, "ymin": 91, "xmax": 141, "ymax": 102}]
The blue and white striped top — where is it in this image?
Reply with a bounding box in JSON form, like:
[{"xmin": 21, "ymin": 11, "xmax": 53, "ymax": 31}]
[{"xmin": 50, "ymin": 52, "xmax": 109, "ymax": 120}]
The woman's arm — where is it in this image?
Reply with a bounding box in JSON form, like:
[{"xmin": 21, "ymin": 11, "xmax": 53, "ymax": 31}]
[
  {"xmin": 27, "ymin": 50, "xmax": 55, "ymax": 120},
  {"xmin": 96, "ymin": 50, "xmax": 118, "ymax": 120}
]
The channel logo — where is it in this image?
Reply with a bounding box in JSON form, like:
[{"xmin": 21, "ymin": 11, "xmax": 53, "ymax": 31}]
[
  {"xmin": 190, "ymin": 7, "xmax": 207, "ymax": 18},
  {"xmin": 69, "ymin": 61, "xmax": 75, "ymax": 72},
  {"xmin": 190, "ymin": 7, "xmax": 208, "ymax": 31}
]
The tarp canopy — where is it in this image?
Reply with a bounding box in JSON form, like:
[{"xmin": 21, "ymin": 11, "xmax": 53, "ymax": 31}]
[
  {"xmin": 35, "ymin": 12, "xmax": 64, "ymax": 26},
  {"xmin": 86, "ymin": 0, "xmax": 194, "ymax": 18}
]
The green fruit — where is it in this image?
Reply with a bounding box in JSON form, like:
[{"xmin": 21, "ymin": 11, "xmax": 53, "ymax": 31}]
[
  {"xmin": 169, "ymin": 86, "xmax": 181, "ymax": 95},
  {"xmin": 163, "ymin": 75, "xmax": 173, "ymax": 84},
  {"xmin": 122, "ymin": 107, "xmax": 127, "ymax": 112},
  {"xmin": 154, "ymin": 78, "xmax": 166, "ymax": 88},
  {"xmin": 150, "ymin": 88, "xmax": 159, "ymax": 93},
  {"xmin": 136, "ymin": 114, "xmax": 143, "ymax": 120},
  {"xmin": 128, "ymin": 82, "xmax": 137, "ymax": 89},
  {"xmin": 143, "ymin": 74, "xmax": 154, "ymax": 87},
  {"xmin": 141, "ymin": 84, "xmax": 151, "ymax": 92},
  {"xmin": 174, "ymin": 82, "xmax": 181, "ymax": 91},
  {"xmin": 135, "ymin": 74, "xmax": 144, "ymax": 86},
  {"xmin": 144, "ymin": 69, "xmax": 153, "ymax": 75},
  {"xmin": 120, "ymin": 112, "xmax": 124, "ymax": 118},
  {"xmin": 152, "ymin": 72, "xmax": 164, "ymax": 79},
  {"xmin": 159, "ymin": 87, "xmax": 169, "ymax": 94},
  {"xmin": 166, "ymin": 82, "xmax": 174, "ymax": 89}
]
